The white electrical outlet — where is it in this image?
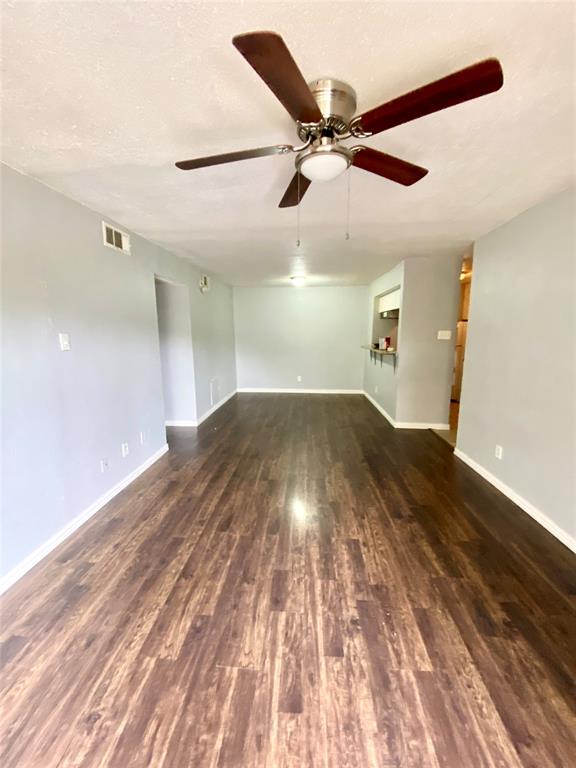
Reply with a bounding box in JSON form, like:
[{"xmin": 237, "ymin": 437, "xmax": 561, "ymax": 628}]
[
  {"xmin": 297, "ymin": 375, "xmax": 302, "ymax": 382},
  {"xmin": 139, "ymin": 431, "xmax": 146, "ymax": 445},
  {"xmin": 437, "ymin": 330, "xmax": 452, "ymax": 340},
  {"xmin": 58, "ymin": 333, "xmax": 71, "ymax": 351},
  {"xmin": 121, "ymin": 443, "xmax": 129, "ymax": 458},
  {"xmin": 374, "ymin": 384, "xmax": 379, "ymax": 394},
  {"xmin": 495, "ymin": 445, "xmax": 503, "ymax": 460},
  {"xmin": 100, "ymin": 459, "xmax": 109, "ymax": 473}
]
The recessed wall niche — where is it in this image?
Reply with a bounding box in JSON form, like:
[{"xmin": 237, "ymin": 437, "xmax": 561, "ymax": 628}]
[{"xmin": 372, "ymin": 286, "xmax": 401, "ymax": 351}]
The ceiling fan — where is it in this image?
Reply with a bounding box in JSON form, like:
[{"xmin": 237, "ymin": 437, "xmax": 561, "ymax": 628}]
[{"xmin": 175, "ymin": 31, "xmax": 503, "ymax": 208}]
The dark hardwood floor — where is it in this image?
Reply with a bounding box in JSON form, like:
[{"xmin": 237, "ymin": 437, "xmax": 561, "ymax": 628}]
[{"xmin": 1, "ymin": 394, "xmax": 575, "ymax": 767}]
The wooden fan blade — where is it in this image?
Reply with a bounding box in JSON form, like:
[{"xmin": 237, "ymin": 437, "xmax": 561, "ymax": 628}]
[
  {"xmin": 354, "ymin": 58, "xmax": 503, "ymax": 136},
  {"xmin": 279, "ymin": 172, "xmax": 311, "ymax": 208},
  {"xmin": 233, "ymin": 31, "xmax": 323, "ymax": 124},
  {"xmin": 351, "ymin": 147, "xmax": 428, "ymax": 185},
  {"xmin": 175, "ymin": 144, "xmax": 292, "ymax": 170}
]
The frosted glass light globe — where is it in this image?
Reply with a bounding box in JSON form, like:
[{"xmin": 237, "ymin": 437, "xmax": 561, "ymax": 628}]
[{"xmin": 299, "ymin": 152, "xmax": 349, "ymax": 182}]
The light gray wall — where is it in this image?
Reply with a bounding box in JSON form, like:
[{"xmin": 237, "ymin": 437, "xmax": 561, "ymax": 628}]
[
  {"xmin": 152, "ymin": 255, "xmax": 236, "ymax": 419},
  {"xmin": 397, "ymin": 255, "xmax": 460, "ymax": 425},
  {"xmin": 234, "ymin": 287, "xmax": 367, "ymax": 391},
  {"xmin": 363, "ymin": 256, "xmax": 460, "ymax": 425},
  {"xmin": 457, "ymin": 187, "xmax": 575, "ymax": 542},
  {"xmin": 155, "ymin": 280, "xmax": 196, "ymax": 423},
  {"xmin": 0, "ymin": 164, "xmax": 236, "ymax": 578},
  {"xmin": 363, "ymin": 262, "xmax": 404, "ymax": 418}
]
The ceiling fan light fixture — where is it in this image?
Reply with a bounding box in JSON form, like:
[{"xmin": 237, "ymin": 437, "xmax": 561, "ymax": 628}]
[
  {"xmin": 299, "ymin": 152, "xmax": 348, "ymax": 182},
  {"xmin": 296, "ymin": 143, "xmax": 352, "ymax": 183}
]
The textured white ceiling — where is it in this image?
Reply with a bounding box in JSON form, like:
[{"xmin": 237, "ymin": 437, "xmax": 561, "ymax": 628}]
[{"xmin": 1, "ymin": 1, "xmax": 574, "ymax": 285}]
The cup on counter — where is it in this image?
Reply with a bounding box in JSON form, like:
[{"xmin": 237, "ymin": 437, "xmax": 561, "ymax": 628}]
[{"xmin": 378, "ymin": 337, "xmax": 392, "ymax": 350}]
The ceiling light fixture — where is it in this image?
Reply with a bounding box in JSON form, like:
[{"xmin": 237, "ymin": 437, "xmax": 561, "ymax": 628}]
[
  {"xmin": 291, "ymin": 275, "xmax": 306, "ymax": 287},
  {"xmin": 296, "ymin": 142, "xmax": 353, "ymax": 183}
]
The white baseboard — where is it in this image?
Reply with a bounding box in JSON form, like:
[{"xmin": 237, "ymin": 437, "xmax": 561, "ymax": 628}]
[
  {"xmin": 165, "ymin": 389, "xmax": 238, "ymax": 428},
  {"xmin": 454, "ymin": 448, "xmax": 576, "ymax": 554},
  {"xmin": 363, "ymin": 392, "xmax": 396, "ymax": 426},
  {"xmin": 196, "ymin": 389, "xmax": 237, "ymax": 425},
  {"xmin": 237, "ymin": 388, "xmax": 363, "ymax": 394},
  {"xmin": 362, "ymin": 392, "xmax": 449, "ymax": 430},
  {"xmin": 0, "ymin": 443, "xmax": 170, "ymax": 595}
]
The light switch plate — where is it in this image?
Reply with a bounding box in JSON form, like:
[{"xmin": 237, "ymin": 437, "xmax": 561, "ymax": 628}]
[
  {"xmin": 437, "ymin": 330, "xmax": 452, "ymax": 340},
  {"xmin": 58, "ymin": 333, "xmax": 71, "ymax": 351}
]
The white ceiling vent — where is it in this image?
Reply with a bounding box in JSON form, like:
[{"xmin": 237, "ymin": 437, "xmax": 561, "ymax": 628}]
[{"xmin": 102, "ymin": 222, "xmax": 131, "ymax": 254}]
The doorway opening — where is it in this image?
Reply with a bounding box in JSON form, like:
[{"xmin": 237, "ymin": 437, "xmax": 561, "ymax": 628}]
[
  {"xmin": 154, "ymin": 277, "xmax": 197, "ymax": 427},
  {"xmin": 433, "ymin": 252, "xmax": 472, "ymax": 448}
]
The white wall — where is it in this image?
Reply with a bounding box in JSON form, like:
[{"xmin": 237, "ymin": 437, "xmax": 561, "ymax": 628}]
[
  {"xmin": 457, "ymin": 187, "xmax": 575, "ymax": 548},
  {"xmin": 0, "ymin": 163, "xmax": 236, "ymax": 581},
  {"xmin": 155, "ymin": 280, "xmax": 196, "ymax": 423},
  {"xmin": 234, "ymin": 287, "xmax": 367, "ymax": 392}
]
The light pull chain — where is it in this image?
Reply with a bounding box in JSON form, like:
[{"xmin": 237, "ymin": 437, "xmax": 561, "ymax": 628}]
[
  {"xmin": 296, "ymin": 172, "xmax": 301, "ymax": 247},
  {"xmin": 345, "ymin": 167, "xmax": 351, "ymax": 240}
]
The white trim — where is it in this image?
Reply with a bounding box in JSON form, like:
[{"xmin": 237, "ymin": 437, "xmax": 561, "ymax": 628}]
[
  {"xmin": 362, "ymin": 392, "xmax": 396, "ymax": 426},
  {"xmin": 154, "ymin": 274, "xmax": 187, "ymax": 287},
  {"xmin": 197, "ymin": 388, "xmax": 237, "ymax": 424},
  {"xmin": 237, "ymin": 388, "xmax": 363, "ymax": 394},
  {"xmin": 164, "ymin": 389, "xmax": 238, "ymax": 429},
  {"xmin": 454, "ymin": 449, "xmax": 576, "ymax": 554},
  {"xmin": 362, "ymin": 392, "xmax": 449, "ymax": 430},
  {"xmin": 0, "ymin": 444, "xmax": 169, "ymax": 595}
]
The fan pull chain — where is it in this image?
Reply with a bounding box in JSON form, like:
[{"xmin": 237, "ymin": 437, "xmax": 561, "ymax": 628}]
[
  {"xmin": 345, "ymin": 168, "xmax": 351, "ymax": 240},
  {"xmin": 296, "ymin": 172, "xmax": 301, "ymax": 247}
]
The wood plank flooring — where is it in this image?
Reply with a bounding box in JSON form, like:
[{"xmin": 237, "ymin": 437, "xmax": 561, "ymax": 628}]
[{"xmin": 1, "ymin": 394, "xmax": 575, "ymax": 767}]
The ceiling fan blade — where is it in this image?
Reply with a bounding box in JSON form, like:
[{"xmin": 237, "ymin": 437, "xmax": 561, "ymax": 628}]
[
  {"xmin": 354, "ymin": 58, "xmax": 503, "ymax": 136},
  {"xmin": 233, "ymin": 31, "xmax": 323, "ymax": 124},
  {"xmin": 352, "ymin": 147, "xmax": 428, "ymax": 185},
  {"xmin": 175, "ymin": 144, "xmax": 293, "ymax": 170},
  {"xmin": 279, "ymin": 172, "xmax": 311, "ymax": 208}
]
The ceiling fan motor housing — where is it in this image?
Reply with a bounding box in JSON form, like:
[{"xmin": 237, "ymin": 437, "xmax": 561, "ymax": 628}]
[{"xmin": 305, "ymin": 78, "xmax": 357, "ymax": 135}]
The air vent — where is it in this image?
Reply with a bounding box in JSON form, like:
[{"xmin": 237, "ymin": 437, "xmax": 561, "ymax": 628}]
[{"xmin": 102, "ymin": 222, "xmax": 131, "ymax": 254}]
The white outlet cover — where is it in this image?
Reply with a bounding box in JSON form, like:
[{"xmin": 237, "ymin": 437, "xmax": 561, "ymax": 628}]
[
  {"xmin": 297, "ymin": 375, "xmax": 302, "ymax": 382},
  {"xmin": 100, "ymin": 459, "xmax": 109, "ymax": 473},
  {"xmin": 58, "ymin": 332, "xmax": 71, "ymax": 351},
  {"xmin": 437, "ymin": 330, "xmax": 452, "ymax": 340},
  {"xmin": 121, "ymin": 443, "xmax": 129, "ymax": 457},
  {"xmin": 495, "ymin": 445, "xmax": 503, "ymax": 459}
]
